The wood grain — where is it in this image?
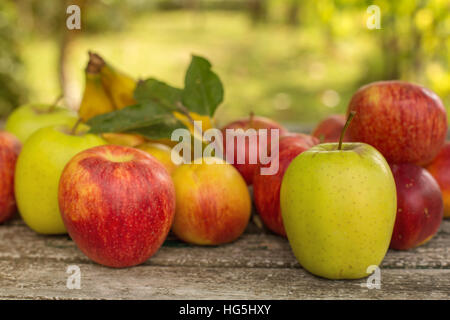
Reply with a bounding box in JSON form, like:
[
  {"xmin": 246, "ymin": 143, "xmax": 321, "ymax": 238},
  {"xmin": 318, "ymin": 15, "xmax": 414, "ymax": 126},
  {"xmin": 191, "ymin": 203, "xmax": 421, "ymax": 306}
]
[
  {"xmin": 1, "ymin": 259, "xmax": 449, "ymax": 300},
  {"xmin": 0, "ymin": 219, "xmax": 449, "ymax": 299}
]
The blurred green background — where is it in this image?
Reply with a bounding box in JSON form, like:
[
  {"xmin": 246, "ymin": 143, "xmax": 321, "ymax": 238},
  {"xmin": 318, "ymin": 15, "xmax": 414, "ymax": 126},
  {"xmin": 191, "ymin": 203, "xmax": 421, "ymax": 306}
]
[{"xmin": 1, "ymin": 0, "xmax": 449, "ymax": 129}]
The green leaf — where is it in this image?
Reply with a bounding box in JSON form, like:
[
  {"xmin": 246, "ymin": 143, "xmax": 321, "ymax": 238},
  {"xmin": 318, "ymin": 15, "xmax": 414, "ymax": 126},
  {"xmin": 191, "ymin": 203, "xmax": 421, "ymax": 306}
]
[
  {"xmin": 126, "ymin": 117, "xmax": 187, "ymax": 140},
  {"xmin": 182, "ymin": 55, "xmax": 224, "ymax": 117},
  {"xmin": 87, "ymin": 55, "xmax": 224, "ymax": 140},
  {"xmin": 134, "ymin": 78, "xmax": 182, "ymax": 111},
  {"xmin": 87, "ymin": 102, "xmax": 186, "ymax": 139}
]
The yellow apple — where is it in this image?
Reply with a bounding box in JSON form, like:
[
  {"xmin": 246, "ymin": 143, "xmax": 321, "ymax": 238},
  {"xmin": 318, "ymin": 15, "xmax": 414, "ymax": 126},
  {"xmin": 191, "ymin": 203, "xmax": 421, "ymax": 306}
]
[
  {"xmin": 171, "ymin": 157, "xmax": 251, "ymax": 245},
  {"xmin": 136, "ymin": 142, "xmax": 181, "ymax": 175}
]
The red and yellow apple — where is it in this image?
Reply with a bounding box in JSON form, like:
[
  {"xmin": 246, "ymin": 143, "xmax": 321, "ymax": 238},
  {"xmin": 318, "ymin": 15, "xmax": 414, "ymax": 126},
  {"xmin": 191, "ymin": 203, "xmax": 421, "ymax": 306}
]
[
  {"xmin": 389, "ymin": 163, "xmax": 443, "ymax": 250},
  {"xmin": 58, "ymin": 145, "xmax": 175, "ymax": 267},
  {"xmin": 347, "ymin": 81, "xmax": 447, "ymax": 165},
  {"xmin": 0, "ymin": 131, "xmax": 21, "ymax": 223},
  {"xmin": 136, "ymin": 142, "xmax": 181, "ymax": 175},
  {"xmin": 253, "ymin": 133, "xmax": 319, "ymax": 236},
  {"xmin": 221, "ymin": 115, "xmax": 287, "ymax": 185},
  {"xmin": 426, "ymin": 142, "xmax": 450, "ymax": 218},
  {"xmin": 171, "ymin": 157, "xmax": 251, "ymax": 245},
  {"xmin": 101, "ymin": 132, "xmax": 146, "ymax": 147},
  {"xmin": 312, "ymin": 114, "xmax": 350, "ymax": 143}
]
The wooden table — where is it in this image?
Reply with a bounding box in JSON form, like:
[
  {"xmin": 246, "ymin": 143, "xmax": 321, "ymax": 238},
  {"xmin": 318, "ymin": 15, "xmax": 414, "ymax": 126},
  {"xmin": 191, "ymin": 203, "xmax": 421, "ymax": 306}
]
[{"xmin": 0, "ymin": 216, "xmax": 449, "ymax": 300}]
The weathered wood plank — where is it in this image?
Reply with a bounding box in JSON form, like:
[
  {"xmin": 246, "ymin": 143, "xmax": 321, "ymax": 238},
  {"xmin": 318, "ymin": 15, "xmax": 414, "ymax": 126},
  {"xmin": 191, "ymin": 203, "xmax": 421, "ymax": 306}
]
[
  {"xmin": 0, "ymin": 219, "xmax": 449, "ymax": 270},
  {"xmin": 0, "ymin": 259, "xmax": 449, "ymax": 300}
]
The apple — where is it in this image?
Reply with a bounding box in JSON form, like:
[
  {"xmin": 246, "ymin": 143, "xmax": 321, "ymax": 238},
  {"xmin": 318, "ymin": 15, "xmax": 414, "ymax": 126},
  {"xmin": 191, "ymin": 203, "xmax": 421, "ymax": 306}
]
[
  {"xmin": 136, "ymin": 142, "xmax": 181, "ymax": 175},
  {"xmin": 426, "ymin": 142, "xmax": 450, "ymax": 218},
  {"xmin": 15, "ymin": 124, "xmax": 106, "ymax": 234},
  {"xmin": 280, "ymin": 112, "xmax": 397, "ymax": 279},
  {"xmin": 0, "ymin": 131, "xmax": 21, "ymax": 223},
  {"xmin": 58, "ymin": 145, "xmax": 175, "ymax": 268},
  {"xmin": 5, "ymin": 104, "xmax": 78, "ymax": 143},
  {"xmin": 171, "ymin": 157, "xmax": 251, "ymax": 245},
  {"xmin": 253, "ymin": 133, "xmax": 319, "ymax": 236},
  {"xmin": 312, "ymin": 114, "xmax": 351, "ymax": 143},
  {"xmin": 141, "ymin": 112, "xmax": 214, "ymax": 149},
  {"xmin": 221, "ymin": 114, "xmax": 287, "ymax": 185},
  {"xmin": 347, "ymin": 81, "xmax": 447, "ymax": 165},
  {"xmin": 101, "ymin": 132, "xmax": 146, "ymax": 147},
  {"xmin": 173, "ymin": 111, "xmax": 214, "ymax": 140},
  {"xmin": 389, "ymin": 163, "xmax": 443, "ymax": 250}
]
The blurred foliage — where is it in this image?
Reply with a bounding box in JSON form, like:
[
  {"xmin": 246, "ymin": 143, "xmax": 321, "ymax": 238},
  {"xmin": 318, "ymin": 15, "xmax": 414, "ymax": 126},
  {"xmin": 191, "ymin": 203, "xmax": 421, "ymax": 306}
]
[
  {"xmin": 1, "ymin": 0, "xmax": 449, "ymax": 128},
  {"xmin": 0, "ymin": 1, "xmax": 26, "ymax": 117}
]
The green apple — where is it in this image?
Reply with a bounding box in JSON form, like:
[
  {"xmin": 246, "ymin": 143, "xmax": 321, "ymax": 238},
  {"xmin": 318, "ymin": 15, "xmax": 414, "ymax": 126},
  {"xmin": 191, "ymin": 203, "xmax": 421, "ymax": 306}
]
[
  {"xmin": 15, "ymin": 123, "xmax": 106, "ymax": 234},
  {"xmin": 280, "ymin": 114, "xmax": 397, "ymax": 279},
  {"xmin": 5, "ymin": 104, "xmax": 78, "ymax": 144}
]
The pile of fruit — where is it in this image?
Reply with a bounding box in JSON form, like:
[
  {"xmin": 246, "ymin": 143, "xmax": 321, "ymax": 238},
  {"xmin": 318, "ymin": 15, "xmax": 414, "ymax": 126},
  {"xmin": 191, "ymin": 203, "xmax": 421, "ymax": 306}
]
[{"xmin": 0, "ymin": 52, "xmax": 448, "ymax": 280}]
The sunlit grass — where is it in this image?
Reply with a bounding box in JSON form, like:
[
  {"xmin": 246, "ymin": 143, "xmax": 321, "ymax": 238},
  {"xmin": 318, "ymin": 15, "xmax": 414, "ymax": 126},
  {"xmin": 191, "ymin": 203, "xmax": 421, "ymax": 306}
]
[{"xmin": 20, "ymin": 10, "xmax": 448, "ymax": 128}]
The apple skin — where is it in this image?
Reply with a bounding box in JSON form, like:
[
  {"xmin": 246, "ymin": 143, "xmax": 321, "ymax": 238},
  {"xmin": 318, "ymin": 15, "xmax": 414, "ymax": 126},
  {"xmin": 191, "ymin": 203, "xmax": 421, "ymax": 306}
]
[
  {"xmin": 136, "ymin": 142, "xmax": 181, "ymax": 175},
  {"xmin": 145, "ymin": 112, "xmax": 214, "ymax": 149},
  {"xmin": 15, "ymin": 124, "xmax": 106, "ymax": 234},
  {"xmin": 5, "ymin": 104, "xmax": 78, "ymax": 144},
  {"xmin": 426, "ymin": 142, "xmax": 450, "ymax": 218},
  {"xmin": 173, "ymin": 111, "xmax": 214, "ymax": 140},
  {"xmin": 58, "ymin": 145, "xmax": 175, "ymax": 268},
  {"xmin": 171, "ymin": 157, "xmax": 251, "ymax": 245},
  {"xmin": 347, "ymin": 81, "xmax": 447, "ymax": 165},
  {"xmin": 101, "ymin": 132, "xmax": 146, "ymax": 147},
  {"xmin": 389, "ymin": 163, "xmax": 443, "ymax": 250},
  {"xmin": 253, "ymin": 133, "xmax": 319, "ymax": 236},
  {"xmin": 0, "ymin": 132, "xmax": 21, "ymax": 223},
  {"xmin": 280, "ymin": 142, "xmax": 397, "ymax": 279},
  {"xmin": 221, "ymin": 115, "xmax": 288, "ymax": 185},
  {"xmin": 312, "ymin": 114, "xmax": 351, "ymax": 143}
]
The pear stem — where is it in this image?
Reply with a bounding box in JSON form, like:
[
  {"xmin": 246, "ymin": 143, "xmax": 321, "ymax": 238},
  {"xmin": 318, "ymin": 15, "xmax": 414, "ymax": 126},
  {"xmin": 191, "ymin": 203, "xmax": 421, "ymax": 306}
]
[{"xmin": 338, "ymin": 111, "xmax": 356, "ymax": 150}]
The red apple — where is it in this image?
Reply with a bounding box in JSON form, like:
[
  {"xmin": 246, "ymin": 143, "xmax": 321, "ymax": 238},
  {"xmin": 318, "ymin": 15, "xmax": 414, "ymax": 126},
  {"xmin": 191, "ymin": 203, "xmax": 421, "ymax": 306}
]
[
  {"xmin": 426, "ymin": 142, "xmax": 450, "ymax": 218},
  {"xmin": 253, "ymin": 133, "xmax": 319, "ymax": 236},
  {"xmin": 221, "ymin": 115, "xmax": 288, "ymax": 185},
  {"xmin": 389, "ymin": 163, "xmax": 443, "ymax": 250},
  {"xmin": 312, "ymin": 114, "xmax": 350, "ymax": 143},
  {"xmin": 0, "ymin": 131, "xmax": 21, "ymax": 223},
  {"xmin": 347, "ymin": 81, "xmax": 447, "ymax": 165},
  {"xmin": 58, "ymin": 145, "xmax": 175, "ymax": 267}
]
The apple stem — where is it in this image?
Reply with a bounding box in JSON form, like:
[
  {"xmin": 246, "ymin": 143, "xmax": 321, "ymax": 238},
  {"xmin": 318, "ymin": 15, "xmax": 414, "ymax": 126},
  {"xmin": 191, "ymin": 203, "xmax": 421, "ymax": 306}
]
[
  {"xmin": 175, "ymin": 102, "xmax": 225, "ymax": 159},
  {"xmin": 175, "ymin": 102, "xmax": 204, "ymax": 136},
  {"xmin": 70, "ymin": 118, "xmax": 83, "ymax": 135},
  {"xmin": 338, "ymin": 111, "xmax": 356, "ymax": 150},
  {"xmin": 249, "ymin": 111, "xmax": 254, "ymax": 128}
]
